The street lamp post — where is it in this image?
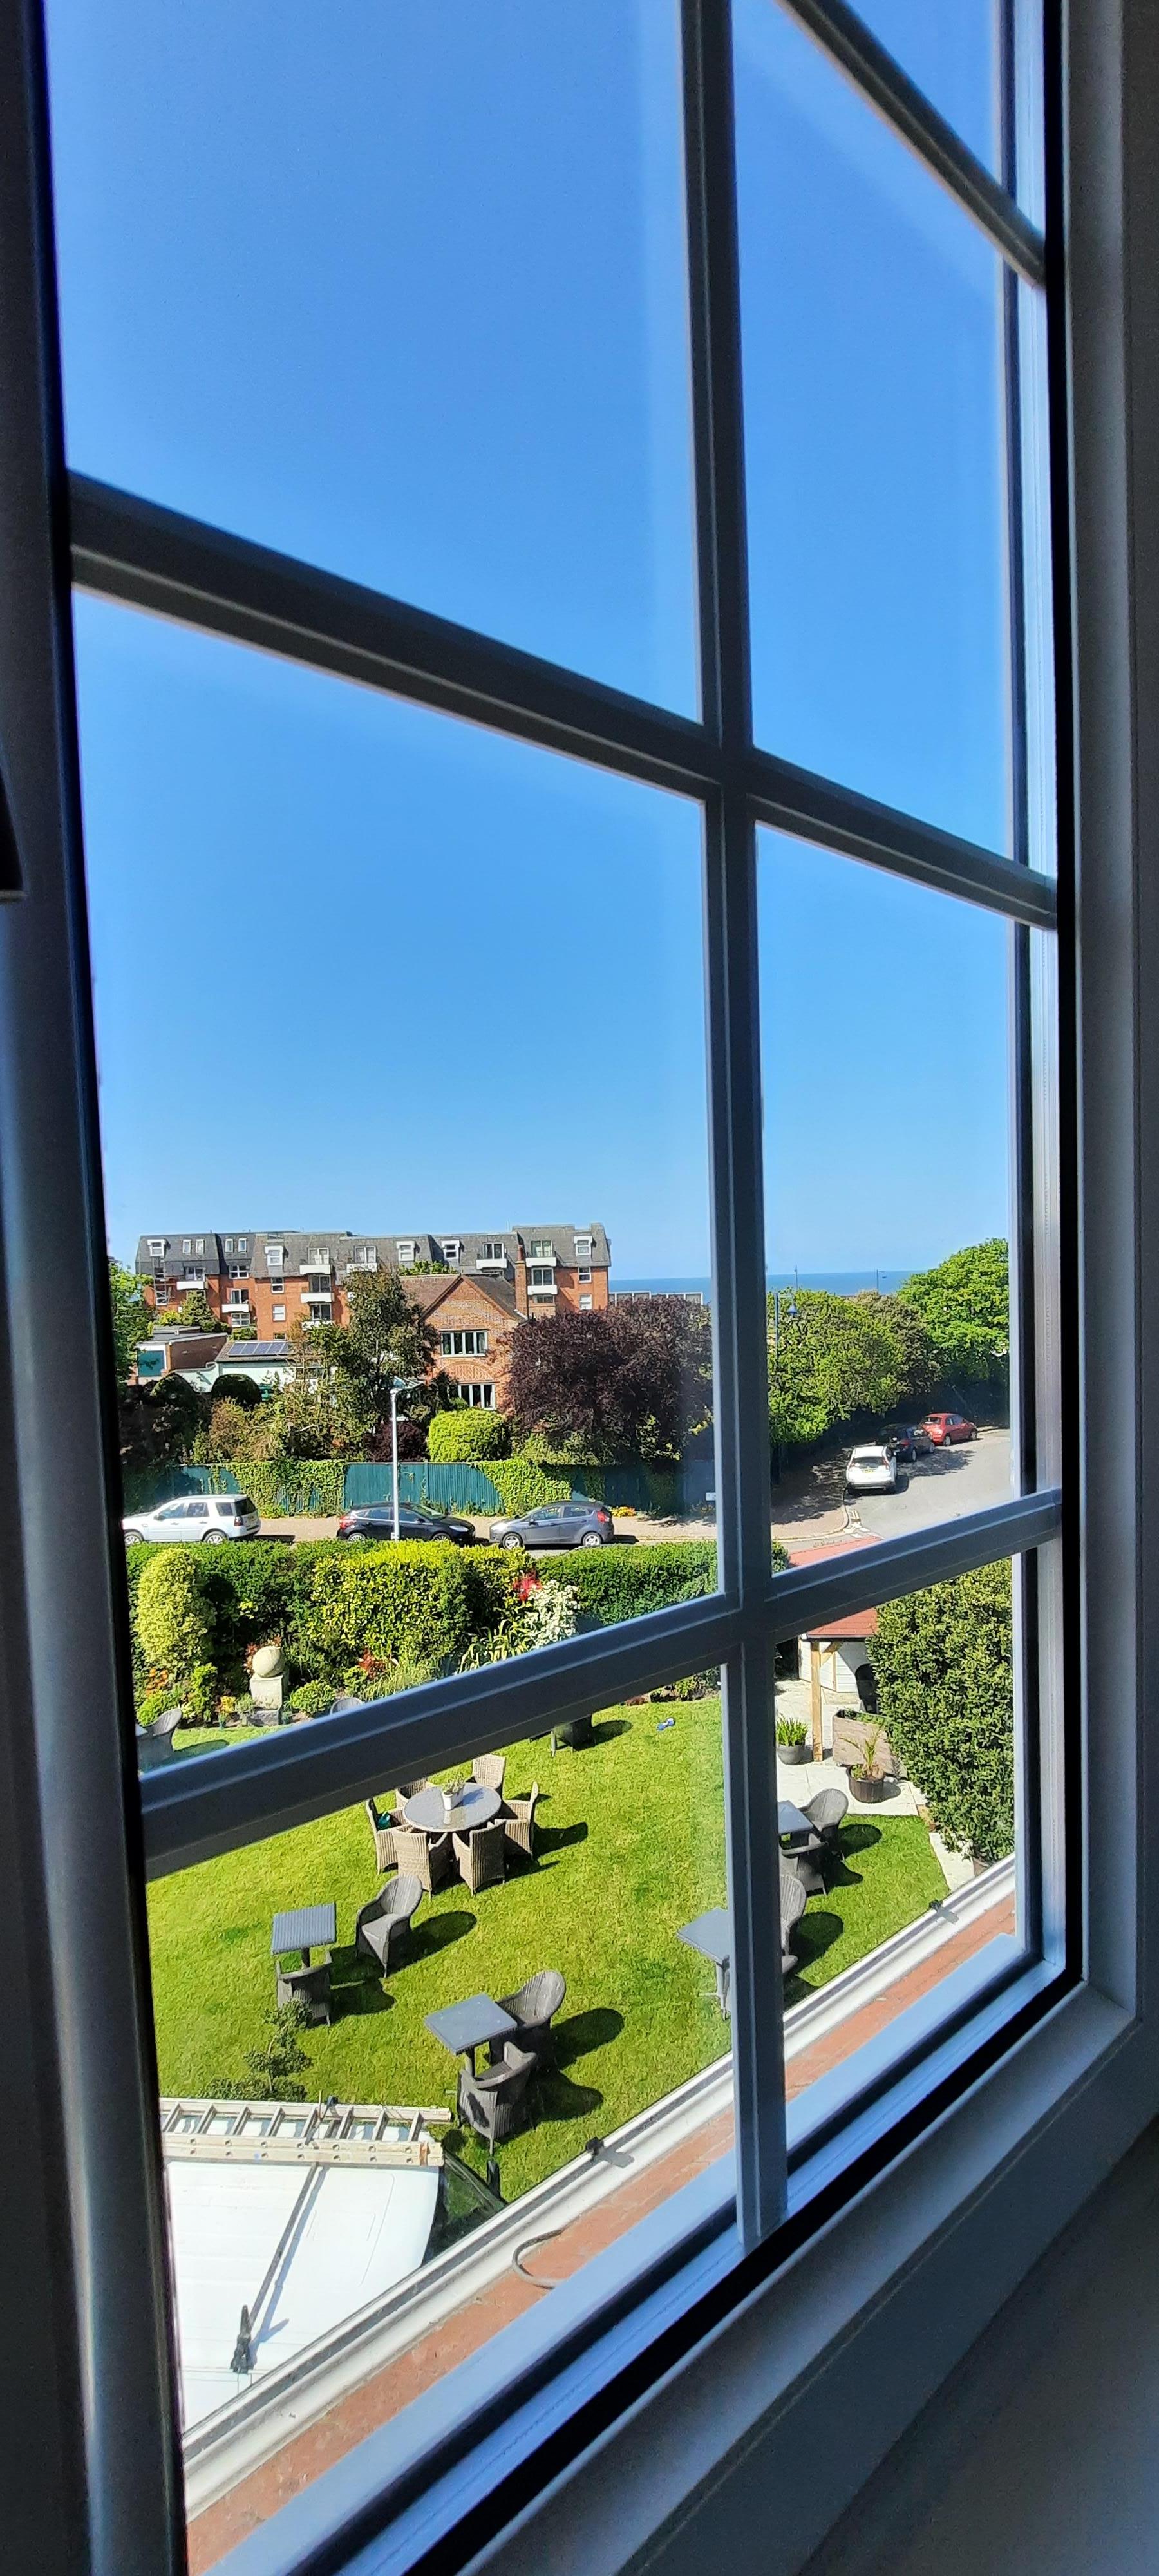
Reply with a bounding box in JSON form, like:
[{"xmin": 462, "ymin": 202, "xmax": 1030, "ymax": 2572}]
[{"xmin": 390, "ymin": 1376, "xmax": 422, "ymax": 1543}]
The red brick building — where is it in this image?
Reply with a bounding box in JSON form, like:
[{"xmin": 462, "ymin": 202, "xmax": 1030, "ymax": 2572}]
[{"xmin": 135, "ymin": 1224, "xmax": 610, "ymax": 1408}]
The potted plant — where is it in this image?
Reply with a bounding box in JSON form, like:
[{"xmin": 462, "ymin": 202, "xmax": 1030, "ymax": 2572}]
[
  {"xmin": 775, "ymin": 1716, "xmax": 810, "ymax": 1767},
  {"xmin": 849, "ymin": 1720, "xmax": 891, "ymax": 1804}
]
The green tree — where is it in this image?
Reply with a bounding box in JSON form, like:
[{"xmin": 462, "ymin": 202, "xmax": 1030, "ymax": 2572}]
[
  {"xmin": 171, "ymin": 1288, "xmax": 221, "ymax": 1336},
  {"xmin": 851, "ymin": 1290, "xmax": 936, "ymax": 1410},
  {"xmin": 869, "ymin": 1561, "xmax": 1013, "ymax": 1862},
  {"xmin": 108, "ymin": 1258, "xmax": 147, "ymax": 1385},
  {"xmin": 899, "ymin": 1240, "xmax": 1009, "ymax": 1381},
  {"xmin": 276, "ymin": 1270, "xmax": 437, "ymax": 1457},
  {"xmin": 768, "ymin": 1289, "xmax": 910, "ymax": 1450},
  {"xmin": 118, "ymin": 1376, "xmax": 210, "ymax": 1477}
]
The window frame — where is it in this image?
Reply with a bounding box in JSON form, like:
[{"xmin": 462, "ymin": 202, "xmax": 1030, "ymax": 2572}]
[{"xmin": 1, "ymin": 3, "xmax": 1154, "ymax": 2575}]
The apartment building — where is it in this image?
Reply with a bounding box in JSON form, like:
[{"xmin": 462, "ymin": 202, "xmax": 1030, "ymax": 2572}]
[{"xmin": 135, "ymin": 1224, "xmax": 611, "ymax": 1406}]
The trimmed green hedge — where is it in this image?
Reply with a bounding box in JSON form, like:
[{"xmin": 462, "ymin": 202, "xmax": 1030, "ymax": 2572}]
[
  {"xmin": 538, "ymin": 1540, "xmax": 719, "ymax": 1624},
  {"xmin": 286, "ymin": 1541, "xmax": 520, "ymax": 1684},
  {"xmin": 426, "ymin": 1410, "xmax": 512, "ymax": 1463},
  {"xmin": 869, "ymin": 1560, "xmax": 1013, "ymax": 1862}
]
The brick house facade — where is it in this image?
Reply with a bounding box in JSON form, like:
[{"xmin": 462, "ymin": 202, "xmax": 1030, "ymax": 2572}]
[{"xmin": 135, "ymin": 1224, "xmax": 610, "ymax": 1408}]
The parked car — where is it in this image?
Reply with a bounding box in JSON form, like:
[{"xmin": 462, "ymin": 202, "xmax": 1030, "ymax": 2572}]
[
  {"xmin": 921, "ymin": 1411, "xmax": 977, "ymax": 1446},
  {"xmin": 489, "ymin": 1499, "xmax": 614, "ymax": 1550},
  {"xmin": 883, "ymin": 1424, "xmax": 934, "ymax": 1463},
  {"xmin": 845, "ymin": 1444, "xmax": 900, "ymax": 1495},
  {"xmin": 335, "ymin": 1504, "xmax": 475, "ymax": 1546},
  {"xmin": 122, "ymin": 1495, "xmax": 260, "ymax": 1545}
]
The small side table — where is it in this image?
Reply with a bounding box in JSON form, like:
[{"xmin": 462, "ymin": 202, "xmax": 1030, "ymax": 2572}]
[
  {"xmin": 270, "ymin": 1902, "xmax": 337, "ymax": 1967},
  {"xmin": 678, "ymin": 1907, "xmax": 732, "ymax": 2016},
  {"xmin": 425, "ymin": 1992, "xmax": 517, "ymax": 2078}
]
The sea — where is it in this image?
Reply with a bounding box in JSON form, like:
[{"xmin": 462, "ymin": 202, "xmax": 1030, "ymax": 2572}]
[{"xmin": 610, "ymin": 1270, "xmax": 910, "ymax": 1302}]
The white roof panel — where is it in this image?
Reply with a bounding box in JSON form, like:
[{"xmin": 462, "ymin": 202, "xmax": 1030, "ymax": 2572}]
[{"xmin": 167, "ymin": 2159, "xmax": 439, "ymax": 2428}]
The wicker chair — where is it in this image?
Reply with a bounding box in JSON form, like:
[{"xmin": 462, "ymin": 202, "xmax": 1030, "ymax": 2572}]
[
  {"xmin": 397, "ymin": 1778, "xmax": 431, "ymax": 1798},
  {"xmin": 365, "ymin": 1796, "xmax": 401, "ymax": 1874},
  {"xmin": 275, "ymin": 1958, "xmax": 333, "ymax": 2024},
  {"xmin": 503, "ymin": 1783, "xmax": 540, "ymax": 1864},
  {"xmin": 136, "ymin": 1706, "xmax": 183, "ymax": 1771},
  {"xmin": 471, "ymin": 1754, "xmax": 507, "ymax": 1795},
  {"xmin": 453, "ymin": 1817, "xmax": 507, "ymax": 1893},
  {"xmin": 803, "ymin": 1788, "xmax": 849, "ymax": 1850},
  {"xmin": 783, "ymin": 1833, "xmax": 827, "ymax": 1899},
  {"xmin": 491, "ymin": 1967, "xmax": 565, "ymax": 2065},
  {"xmin": 780, "ymin": 1861, "xmax": 808, "ymax": 1976},
  {"xmin": 551, "ymin": 1712, "xmax": 594, "ymax": 1752},
  {"xmin": 393, "ymin": 1825, "xmax": 453, "ymax": 1893},
  {"xmin": 457, "ymin": 2043, "xmax": 538, "ymax": 2146},
  {"xmin": 355, "ymin": 1875, "xmax": 422, "ymax": 1976}
]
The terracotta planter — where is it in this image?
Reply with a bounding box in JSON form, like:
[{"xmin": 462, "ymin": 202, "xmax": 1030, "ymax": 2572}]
[
  {"xmin": 777, "ymin": 1740, "xmax": 811, "ymax": 1766},
  {"xmin": 850, "ymin": 1769, "xmax": 890, "ymax": 1804}
]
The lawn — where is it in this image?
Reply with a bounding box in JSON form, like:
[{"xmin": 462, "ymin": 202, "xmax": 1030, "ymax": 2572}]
[{"xmin": 149, "ymin": 1698, "xmax": 945, "ymax": 2199}]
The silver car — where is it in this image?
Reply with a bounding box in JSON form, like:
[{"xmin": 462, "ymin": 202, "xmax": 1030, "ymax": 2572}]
[
  {"xmin": 488, "ymin": 1499, "xmax": 614, "ymax": 1550},
  {"xmin": 122, "ymin": 1495, "xmax": 261, "ymax": 1544},
  {"xmin": 844, "ymin": 1444, "xmax": 899, "ymax": 1495}
]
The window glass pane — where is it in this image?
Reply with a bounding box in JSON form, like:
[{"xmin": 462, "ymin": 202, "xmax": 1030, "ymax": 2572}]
[
  {"xmin": 852, "ymin": 0, "xmax": 1001, "ymax": 175},
  {"xmin": 45, "ymin": 0, "xmax": 698, "ymax": 710},
  {"xmin": 75, "ymin": 596, "xmax": 717, "ymax": 1682},
  {"xmin": 771, "ymin": 1557, "xmax": 1025, "ymax": 2129},
  {"xmin": 149, "ymin": 1680, "xmax": 726, "ymax": 2559},
  {"xmin": 759, "ymin": 832, "xmax": 1014, "ymax": 1550},
  {"xmin": 734, "ymin": 0, "xmax": 1012, "ymax": 852}
]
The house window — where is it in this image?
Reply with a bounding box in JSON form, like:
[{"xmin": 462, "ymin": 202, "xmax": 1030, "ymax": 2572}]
[
  {"xmin": 19, "ymin": 9, "xmax": 1100, "ymax": 2575},
  {"xmin": 578, "ymin": 1267, "xmax": 592, "ymax": 1283},
  {"xmin": 223, "ymin": 1236, "xmax": 232, "ymax": 1253},
  {"xmin": 579, "ymin": 1293, "xmax": 593, "ymax": 1309},
  {"xmin": 182, "ymin": 1238, "xmax": 191, "ymax": 1253},
  {"xmin": 272, "ymin": 1305, "xmax": 285, "ymax": 1323},
  {"xmin": 228, "ymin": 1263, "xmax": 247, "ymax": 1280},
  {"xmin": 478, "ymin": 1239, "xmax": 505, "ymax": 1263},
  {"xmin": 441, "ymin": 1239, "xmax": 462, "ymax": 1263},
  {"xmin": 452, "ymin": 1381, "xmax": 495, "ymax": 1408},
  {"xmin": 194, "ymin": 1238, "xmax": 203, "ymax": 1252},
  {"xmin": 576, "ymin": 1235, "xmax": 594, "ymax": 1258},
  {"xmin": 440, "ymin": 1329, "xmax": 488, "ymax": 1357}
]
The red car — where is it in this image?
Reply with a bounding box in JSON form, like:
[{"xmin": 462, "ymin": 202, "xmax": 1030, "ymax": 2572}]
[{"xmin": 921, "ymin": 1411, "xmax": 977, "ymax": 1446}]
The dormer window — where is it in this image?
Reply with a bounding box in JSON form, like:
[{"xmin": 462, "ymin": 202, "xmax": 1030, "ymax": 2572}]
[
  {"xmin": 529, "ymin": 1238, "xmax": 555, "ymax": 1261},
  {"xmin": 576, "ymin": 1234, "xmax": 594, "ymax": 1258},
  {"xmin": 441, "ymin": 1239, "xmax": 462, "ymax": 1263},
  {"xmin": 397, "ymin": 1240, "xmax": 416, "ymax": 1264}
]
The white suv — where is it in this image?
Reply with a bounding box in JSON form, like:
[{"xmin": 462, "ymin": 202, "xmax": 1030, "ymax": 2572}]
[
  {"xmin": 845, "ymin": 1444, "xmax": 899, "ymax": 1495},
  {"xmin": 122, "ymin": 1495, "xmax": 260, "ymax": 1545}
]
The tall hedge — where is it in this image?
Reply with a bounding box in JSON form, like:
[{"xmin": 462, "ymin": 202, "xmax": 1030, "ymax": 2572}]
[
  {"xmin": 426, "ymin": 1409, "xmax": 512, "ymax": 1463},
  {"xmin": 869, "ymin": 1560, "xmax": 1013, "ymax": 1862},
  {"xmin": 538, "ymin": 1540, "xmax": 719, "ymax": 1624},
  {"xmin": 286, "ymin": 1541, "xmax": 520, "ymax": 1683},
  {"xmin": 487, "ymin": 1458, "xmax": 572, "ymax": 1516},
  {"xmin": 135, "ymin": 1551, "xmax": 215, "ymax": 1694}
]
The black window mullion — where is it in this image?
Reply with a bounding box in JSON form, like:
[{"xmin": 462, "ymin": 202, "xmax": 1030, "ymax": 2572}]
[{"xmin": 683, "ymin": 0, "xmax": 788, "ymax": 2246}]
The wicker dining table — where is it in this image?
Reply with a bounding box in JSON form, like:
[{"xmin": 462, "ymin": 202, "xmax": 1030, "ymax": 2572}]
[{"xmin": 402, "ymin": 1783, "xmax": 501, "ymax": 1835}]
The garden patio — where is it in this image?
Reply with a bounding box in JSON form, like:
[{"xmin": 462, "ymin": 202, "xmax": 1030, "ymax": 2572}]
[{"xmin": 150, "ymin": 1692, "xmax": 947, "ymax": 2201}]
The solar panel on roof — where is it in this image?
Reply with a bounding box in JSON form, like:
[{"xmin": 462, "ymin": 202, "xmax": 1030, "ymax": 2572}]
[{"xmin": 221, "ymin": 1341, "xmax": 289, "ymax": 1361}]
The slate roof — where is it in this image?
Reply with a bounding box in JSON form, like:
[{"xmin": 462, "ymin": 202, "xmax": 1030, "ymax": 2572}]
[{"xmin": 136, "ymin": 1222, "xmax": 610, "ymax": 1280}]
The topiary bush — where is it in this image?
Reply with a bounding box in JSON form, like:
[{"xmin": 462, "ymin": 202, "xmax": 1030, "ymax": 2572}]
[
  {"xmin": 869, "ymin": 1560, "xmax": 1013, "ymax": 1862},
  {"xmin": 287, "ymin": 1541, "xmax": 522, "ymax": 1685},
  {"xmin": 426, "ymin": 1408, "xmax": 512, "ymax": 1463},
  {"xmin": 135, "ymin": 1550, "xmax": 216, "ymax": 1694}
]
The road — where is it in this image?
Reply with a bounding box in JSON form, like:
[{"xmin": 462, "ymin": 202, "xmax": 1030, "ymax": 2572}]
[
  {"xmin": 259, "ymin": 1431, "xmax": 1013, "ymax": 1556},
  {"xmin": 773, "ymin": 1427, "xmax": 1012, "ymax": 1552}
]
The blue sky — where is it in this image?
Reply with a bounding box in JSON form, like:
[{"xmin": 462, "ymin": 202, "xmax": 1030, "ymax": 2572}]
[{"xmin": 48, "ymin": 0, "xmax": 1016, "ymax": 1278}]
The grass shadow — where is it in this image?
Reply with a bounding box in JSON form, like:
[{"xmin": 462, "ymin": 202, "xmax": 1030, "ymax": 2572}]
[
  {"xmin": 790, "ymin": 1909, "xmax": 846, "ymax": 1973},
  {"xmin": 536, "ymin": 2069, "xmax": 605, "ymax": 2125},
  {"xmin": 592, "ymin": 1717, "xmax": 631, "ymax": 1744},
  {"xmin": 554, "ymin": 2005, "xmax": 624, "ymax": 2068},
  {"xmin": 537, "ymin": 1821, "xmax": 589, "ymax": 1857},
  {"xmin": 410, "ymin": 1909, "xmax": 476, "ymax": 1963}
]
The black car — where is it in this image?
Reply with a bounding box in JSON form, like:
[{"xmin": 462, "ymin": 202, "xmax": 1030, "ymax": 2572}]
[
  {"xmin": 335, "ymin": 1504, "xmax": 475, "ymax": 1545},
  {"xmin": 883, "ymin": 1424, "xmax": 934, "ymax": 1463}
]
